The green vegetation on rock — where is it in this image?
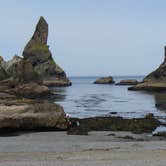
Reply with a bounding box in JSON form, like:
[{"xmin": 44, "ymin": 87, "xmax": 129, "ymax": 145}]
[
  {"xmin": 50, "ymin": 59, "xmax": 56, "ymax": 65},
  {"xmin": 29, "ymin": 43, "xmax": 49, "ymax": 52}
]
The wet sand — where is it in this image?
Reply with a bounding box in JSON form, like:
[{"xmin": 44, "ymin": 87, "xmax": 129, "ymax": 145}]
[{"xmin": 0, "ymin": 131, "xmax": 165, "ymax": 166}]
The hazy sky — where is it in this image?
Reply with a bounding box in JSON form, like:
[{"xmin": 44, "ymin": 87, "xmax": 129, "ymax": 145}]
[{"xmin": 1, "ymin": 0, "xmax": 166, "ymax": 76}]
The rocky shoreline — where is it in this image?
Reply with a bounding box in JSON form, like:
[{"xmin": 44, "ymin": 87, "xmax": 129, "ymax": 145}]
[
  {"xmin": 67, "ymin": 114, "xmax": 161, "ymax": 135},
  {"xmin": 0, "ymin": 16, "xmax": 166, "ymax": 136}
]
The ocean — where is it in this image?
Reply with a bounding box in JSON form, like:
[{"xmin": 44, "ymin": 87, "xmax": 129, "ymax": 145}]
[{"xmin": 52, "ymin": 76, "xmax": 166, "ymax": 123}]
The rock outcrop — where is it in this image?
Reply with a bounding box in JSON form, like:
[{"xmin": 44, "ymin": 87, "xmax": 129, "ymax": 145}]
[
  {"xmin": 1, "ymin": 55, "xmax": 22, "ymax": 76},
  {"xmin": 116, "ymin": 79, "xmax": 138, "ymax": 85},
  {"xmin": 129, "ymin": 46, "xmax": 166, "ymax": 91},
  {"xmin": 0, "ymin": 16, "xmax": 71, "ymax": 131},
  {"xmin": 0, "ymin": 95, "xmax": 68, "ymax": 131},
  {"xmin": 94, "ymin": 76, "xmax": 114, "ymax": 84},
  {"xmin": 68, "ymin": 115, "xmax": 160, "ymax": 135},
  {"xmin": 0, "ymin": 17, "xmax": 71, "ymax": 86},
  {"xmin": 23, "ymin": 16, "xmax": 71, "ymax": 86}
]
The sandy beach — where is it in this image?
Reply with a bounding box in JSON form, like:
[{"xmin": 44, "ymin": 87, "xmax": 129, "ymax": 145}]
[{"xmin": 0, "ymin": 131, "xmax": 165, "ymax": 166}]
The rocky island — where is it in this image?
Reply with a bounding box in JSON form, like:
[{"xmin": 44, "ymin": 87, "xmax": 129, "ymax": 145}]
[{"xmin": 129, "ymin": 46, "xmax": 166, "ymax": 91}]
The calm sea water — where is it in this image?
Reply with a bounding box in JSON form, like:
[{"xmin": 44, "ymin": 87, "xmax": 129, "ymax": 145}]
[{"xmin": 52, "ymin": 76, "xmax": 166, "ymax": 123}]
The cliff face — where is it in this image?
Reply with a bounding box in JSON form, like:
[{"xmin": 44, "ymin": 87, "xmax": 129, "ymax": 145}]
[{"xmin": 23, "ymin": 16, "xmax": 71, "ymax": 86}]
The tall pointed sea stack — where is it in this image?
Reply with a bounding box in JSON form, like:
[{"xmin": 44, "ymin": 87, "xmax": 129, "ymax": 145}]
[
  {"xmin": 129, "ymin": 46, "xmax": 166, "ymax": 91},
  {"xmin": 23, "ymin": 16, "xmax": 71, "ymax": 86}
]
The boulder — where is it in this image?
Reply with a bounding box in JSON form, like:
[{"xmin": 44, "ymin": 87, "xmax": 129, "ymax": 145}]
[
  {"xmin": 23, "ymin": 16, "xmax": 71, "ymax": 86},
  {"xmin": 116, "ymin": 79, "xmax": 138, "ymax": 85},
  {"xmin": 0, "ymin": 96, "xmax": 68, "ymax": 131},
  {"xmin": 94, "ymin": 76, "xmax": 114, "ymax": 84},
  {"xmin": 129, "ymin": 46, "xmax": 166, "ymax": 91}
]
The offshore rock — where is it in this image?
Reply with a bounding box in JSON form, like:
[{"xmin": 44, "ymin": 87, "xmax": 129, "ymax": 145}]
[
  {"xmin": 94, "ymin": 76, "xmax": 114, "ymax": 84},
  {"xmin": 116, "ymin": 79, "xmax": 138, "ymax": 85},
  {"xmin": 23, "ymin": 16, "xmax": 71, "ymax": 86}
]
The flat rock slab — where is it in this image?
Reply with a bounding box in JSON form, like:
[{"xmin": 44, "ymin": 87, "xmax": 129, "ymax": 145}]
[
  {"xmin": 0, "ymin": 98, "xmax": 68, "ymax": 131},
  {"xmin": 116, "ymin": 79, "xmax": 138, "ymax": 85},
  {"xmin": 128, "ymin": 82, "xmax": 166, "ymax": 91}
]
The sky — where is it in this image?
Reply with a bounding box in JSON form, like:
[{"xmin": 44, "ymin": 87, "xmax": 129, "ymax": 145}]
[{"xmin": 1, "ymin": 0, "xmax": 166, "ymax": 76}]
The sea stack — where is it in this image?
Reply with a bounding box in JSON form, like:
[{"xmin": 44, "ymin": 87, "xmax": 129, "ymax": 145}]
[
  {"xmin": 23, "ymin": 16, "xmax": 71, "ymax": 86},
  {"xmin": 129, "ymin": 46, "xmax": 166, "ymax": 91}
]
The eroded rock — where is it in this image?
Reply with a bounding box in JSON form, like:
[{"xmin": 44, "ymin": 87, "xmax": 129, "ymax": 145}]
[{"xmin": 23, "ymin": 16, "xmax": 71, "ymax": 86}]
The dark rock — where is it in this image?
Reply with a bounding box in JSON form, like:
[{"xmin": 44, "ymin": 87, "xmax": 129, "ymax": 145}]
[
  {"xmin": 109, "ymin": 112, "xmax": 117, "ymax": 115},
  {"xmin": 94, "ymin": 76, "xmax": 114, "ymax": 84},
  {"xmin": 145, "ymin": 113, "xmax": 154, "ymax": 119},
  {"xmin": 68, "ymin": 115, "xmax": 160, "ymax": 135},
  {"xmin": 116, "ymin": 79, "xmax": 138, "ymax": 85},
  {"xmin": 153, "ymin": 132, "xmax": 166, "ymax": 137},
  {"xmin": 23, "ymin": 16, "xmax": 71, "ymax": 86}
]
